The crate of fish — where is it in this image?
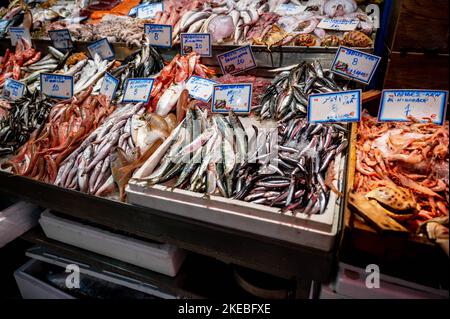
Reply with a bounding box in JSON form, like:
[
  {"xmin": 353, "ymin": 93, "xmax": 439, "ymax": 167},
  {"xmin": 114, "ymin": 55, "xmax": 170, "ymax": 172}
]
[
  {"xmin": 127, "ymin": 111, "xmax": 349, "ymax": 251},
  {"xmin": 127, "ymin": 61, "xmax": 351, "ymax": 251},
  {"xmin": 345, "ymin": 111, "xmax": 449, "ymax": 252}
]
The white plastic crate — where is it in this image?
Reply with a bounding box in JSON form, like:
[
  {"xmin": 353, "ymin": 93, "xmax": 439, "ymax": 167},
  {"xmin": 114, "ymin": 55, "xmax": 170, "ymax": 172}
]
[
  {"xmin": 0, "ymin": 201, "xmax": 41, "ymax": 248},
  {"xmin": 324, "ymin": 263, "xmax": 449, "ymax": 299},
  {"xmin": 14, "ymin": 259, "xmax": 75, "ymax": 299},
  {"xmin": 39, "ymin": 210, "xmax": 186, "ymax": 277}
]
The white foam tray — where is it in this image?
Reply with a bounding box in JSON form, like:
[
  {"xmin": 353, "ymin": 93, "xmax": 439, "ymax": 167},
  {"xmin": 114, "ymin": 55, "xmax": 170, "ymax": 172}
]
[
  {"xmin": 0, "ymin": 201, "xmax": 41, "ymax": 248},
  {"xmin": 127, "ymin": 118, "xmax": 347, "ymax": 251},
  {"xmin": 39, "ymin": 210, "xmax": 186, "ymax": 277},
  {"xmin": 325, "ymin": 263, "xmax": 449, "ymax": 299},
  {"xmin": 14, "ymin": 259, "xmax": 75, "ymax": 299}
]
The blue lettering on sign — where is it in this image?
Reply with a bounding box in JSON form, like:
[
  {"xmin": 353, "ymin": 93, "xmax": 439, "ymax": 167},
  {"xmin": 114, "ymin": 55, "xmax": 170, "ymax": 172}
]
[{"xmin": 331, "ymin": 46, "xmax": 381, "ymax": 84}]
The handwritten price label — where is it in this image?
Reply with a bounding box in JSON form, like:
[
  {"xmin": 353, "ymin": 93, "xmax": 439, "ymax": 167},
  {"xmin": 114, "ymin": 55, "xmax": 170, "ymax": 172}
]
[
  {"xmin": 211, "ymin": 83, "xmax": 252, "ymax": 114},
  {"xmin": 318, "ymin": 19, "xmax": 359, "ymax": 31},
  {"xmin": 2, "ymin": 79, "xmax": 25, "ymax": 100},
  {"xmin": 144, "ymin": 24, "xmax": 172, "ymax": 48},
  {"xmin": 186, "ymin": 76, "xmax": 217, "ymax": 102},
  {"xmin": 122, "ymin": 78, "xmax": 154, "ymax": 103},
  {"xmin": 308, "ymin": 90, "xmax": 361, "ymax": 123},
  {"xmin": 87, "ymin": 38, "xmax": 115, "ymax": 60},
  {"xmin": 9, "ymin": 27, "xmax": 31, "ymax": 46},
  {"xmin": 48, "ymin": 29, "xmax": 74, "ymax": 51},
  {"xmin": 378, "ymin": 89, "xmax": 448, "ymax": 125},
  {"xmin": 40, "ymin": 73, "xmax": 73, "ymax": 99},
  {"xmin": 100, "ymin": 72, "xmax": 119, "ymax": 102},
  {"xmin": 137, "ymin": 2, "xmax": 164, "ymax": 19},
  {"xmin": 217, "ymin": 45, "xmax": 257, "ymax": 75},
  {"xmin": 181, "ymin": 33, "xmax": 211, "ymax": 57},
  {"xmin": 331, "ymin": 46, "xmax": 381, "ymax": 84}
]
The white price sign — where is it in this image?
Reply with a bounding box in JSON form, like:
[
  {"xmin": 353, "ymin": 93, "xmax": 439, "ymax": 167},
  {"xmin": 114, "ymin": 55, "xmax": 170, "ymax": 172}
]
[
  {"xmin": 317, "ymin": 18, "xmax": 359, "ymax": 31},
  {"xmin": 144, "ymin": 24, "xmax": 172, "ymax": 48},
  {"xmin": 217, "ymin": 45, "xmax": 257, "ymax": 75},
  {"xmin": 137, "ymin": 2, "xmax": 164, "ymax": 19},
  {"xmin": 181, "ymin": 33, "xmax": 211, "ymax": 57},
  {"xmin": 211, "ymin": 83, "xmax": 252, "ymax": 114},
  {"xmin": 100, "ymin": 72, "xmax": 119, "ymax": 102},
  {"xmin": 48, "ymin": 29, "xmax": 74, "ymax": 50},
  {"xmin": 9, "ymin": 27, "xmax": 31, "ymax": 46},
  {"xmin": 186, "ymin": 76, "xmax": 217, "ymax": 102},
  {"xmin": 378, "ymin": 90, "xmax": 448, "ymax": 125},
  {"xmin": 331, "ymin": 46, "xmax": 381, "ymax": 84},
  {"xmin": 2, "ymin": 79, "xmax": 25, "ymax": 100},
  {"xmin": 87, "ymin": 38, "xmax": 115, "ymax": 60},
  {"xmin": 308, "ymin": 90, "xmax": 361, "ymax": 123},
  {"xmin": 122, "ymin": 78, "xmax": 154, "ymax": 103},
  {"xmin": 40, "ymin": 73, "xmax": 73, "ymax": 99}
]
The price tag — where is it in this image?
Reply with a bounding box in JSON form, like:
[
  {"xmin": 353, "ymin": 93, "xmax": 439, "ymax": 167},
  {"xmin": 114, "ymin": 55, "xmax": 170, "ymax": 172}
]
[
  {"xmin": 217, "ymin": 45, "xmax": 257, "ymax": 75},
  {"xmin": 100, "ymin": 72, "xmax": 119, "ymax": 102},
  {"xmin": 8, "ymin": 27, "xmax": 31, "ymax": 46},
  {"xmin": 40, "ymin": 73, "xmax": 73, "ymax": 99},
  {"xmin": 144, "ymin": 24, "xmax": 172, "ymax": 48},
  {"xmin": 48, "ymin": 29, "xmax": 74, "ymax": 51},
  {"xmin": 186, "ymin": 76, "xmax": 218, "ymax": 102},
  {"xmin": 275, "ymin": 3, "xmax": 306, "ymax": 15},
  {"xmin": 308, "ymin": 90, "xmax": 361, "ymax": 123},
  {"xmin": 211, "ymin": 83, "xmax": 252, "ymax": 113},
  {"xmin": 137, "ymin": 2, "xmax": 164, "ymax": 19},
  {"xmin": 317, "ymin": 18, "xmax": 359, "ymax": 31},
  {"xmin": 378, "ymin": 90, "xmax": 448, "ymax": 125},
  {"xmin": 331, "ymin": 46, "xmax": 381, "ymax": 85},
  {"xmin": 180, "ymin": 33, "xmax": 211, "ymax": 57},
  {"xmin": 0, "ymin": 20, "xmax": 9, "ymax": 38},
  {"xmin": 87, "ymin": 38, "xmax": 115, "ymax": 60},
  {"xmin": 129, "ymin": 3, "xmax": 148, "ymax": 16},
  {"xmin": 2, "ymin": 79, "xmax": 25, "ymax": 100},
  {"xmin": 122, "ymin": 78, "xmax": 154, "ymax": 103}
]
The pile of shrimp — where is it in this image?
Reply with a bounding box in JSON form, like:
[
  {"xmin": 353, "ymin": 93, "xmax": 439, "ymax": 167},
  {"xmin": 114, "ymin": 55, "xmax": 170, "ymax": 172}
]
[{"xmin": 354, "ymin": 111, "xmax": 449, "ymax": 229}]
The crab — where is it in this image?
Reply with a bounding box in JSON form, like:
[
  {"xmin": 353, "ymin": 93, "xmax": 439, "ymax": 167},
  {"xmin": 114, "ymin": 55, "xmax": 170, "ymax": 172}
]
[
  {"xmin": 320, "ymin": 35, "xmax": 342, "ymax": 47},
  {"xmin": 366, "ymin": 186, "xmax": 419, "ymax": 221},
  {"xmin": 342, "ymin": 30, "xmax": 373, "ymax": 47}
]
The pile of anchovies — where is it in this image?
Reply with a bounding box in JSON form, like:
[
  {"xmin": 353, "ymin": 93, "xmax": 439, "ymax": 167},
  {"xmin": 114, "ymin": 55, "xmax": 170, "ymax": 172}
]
[
  {"xmin": 234, "ymin": 119, "xmax": 348, "ymax": 214},
  {"xmin": 138, "ymin": 103, "xmax": 348, "ymax": 215},
  {"xmin": 254, "ymin": 60, "xmax": 347, "ymax": 122},
  {"xmin": 107, "ymin": 41, "xmax": 164, "ymax": 100},
  {"xmin": 0, "ymin": 90, "xmax": 54, "ymax": 156}
]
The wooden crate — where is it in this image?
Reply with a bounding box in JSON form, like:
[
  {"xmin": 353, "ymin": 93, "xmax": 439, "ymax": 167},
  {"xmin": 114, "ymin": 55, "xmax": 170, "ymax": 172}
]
[
  {"xmin": 384, "ymin": 52, "xmax": 449, "ymax": 90},
  {"xmin": 392, "ymin": 0, "xmax": 449, "ymax": 53}
]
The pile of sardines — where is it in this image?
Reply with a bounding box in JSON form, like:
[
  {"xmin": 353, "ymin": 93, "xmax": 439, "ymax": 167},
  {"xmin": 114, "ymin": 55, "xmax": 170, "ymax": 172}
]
[
  {"xmin": 255, "ymin": 61, "xmax": 347, "ymax": 122},
  {"xmin": 0, "ymin": 90, "xmax": 54, "ymax": 156},
  {"xmin": 135, "ymin": 105, "xmax": 348, "ymax": 215}
]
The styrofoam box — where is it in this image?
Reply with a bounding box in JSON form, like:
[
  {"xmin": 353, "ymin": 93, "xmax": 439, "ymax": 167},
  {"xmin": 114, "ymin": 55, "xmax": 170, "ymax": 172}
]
[
  {"xmin": 127, "ymin": 118, "xmax": 348, "ymax": 252},
  {"xmin": 39, "ymin": 210, "xmax": 186, "ymax": 277},
  {"xmin": 0, "ymin": 201, "xmax": 41, "ymax": 248},
  {"xmin": 329, "ymin": 263, "xmax": 449, "ymax": 299},
  {"xmin": 14, "ymin": 259, "xmax": 75, "ymax": 299}
]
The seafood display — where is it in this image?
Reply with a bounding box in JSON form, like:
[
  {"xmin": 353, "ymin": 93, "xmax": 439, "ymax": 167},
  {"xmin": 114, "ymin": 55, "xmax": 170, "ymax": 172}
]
[
  {"xmin": 4, "ymin": 0, "xmax": 377, "ymax": 49},
  {"xmin": 254, "ymin": 61, "xmax": 347, "ymax": 122},
  {"xmin": 0, "ymin": 91, "xmax": 54, "ymax": 156},
  {"xmin": 351, "ymin": 112, "xmax": 449, "ymax": 231},
  {"xmin": 134, "ymin": 105, "xmax": 348, "ymax": 214},
  {"xmin": 1, "ymin": 88, "xmax": 116, "ymax": 183},
  {"xmin": 0, "ymin": 38, "xmax": 62, "ymax": 88},
  {"xmin": 147, "ymin": 52, "xmax": 216, "ymax": 113},
  {"xmin": 55, "ymin": 103, "xmax": 175, "ymax": 200},
  {"xmin": 47, "ymin": 14, "xmax": 150, "ymax": 47}
]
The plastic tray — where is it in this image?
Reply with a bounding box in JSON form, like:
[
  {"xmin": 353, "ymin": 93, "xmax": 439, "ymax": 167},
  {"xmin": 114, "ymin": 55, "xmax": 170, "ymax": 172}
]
[{"xmin": 39, "ymin": 210, "xmax": 186, "ymax": 277}]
